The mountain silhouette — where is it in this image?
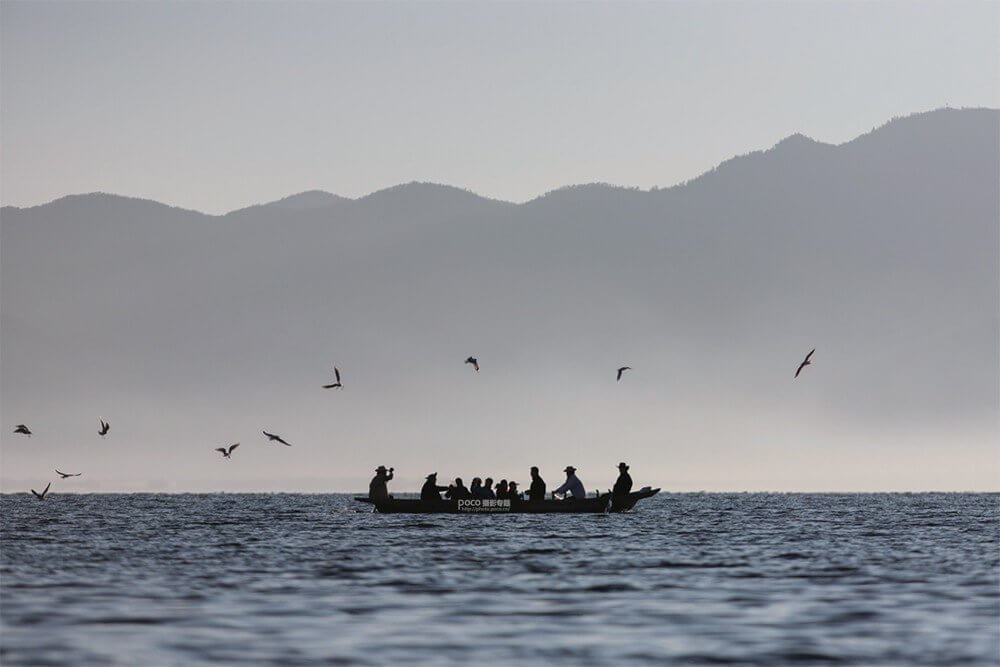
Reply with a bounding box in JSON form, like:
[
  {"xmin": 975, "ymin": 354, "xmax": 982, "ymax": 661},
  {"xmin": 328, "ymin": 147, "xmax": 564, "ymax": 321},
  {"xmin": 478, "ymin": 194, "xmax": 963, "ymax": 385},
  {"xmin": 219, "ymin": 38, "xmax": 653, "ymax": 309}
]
[{"xmin": 2, "ymin": 108, "xmax": 996, "ymax": 490}]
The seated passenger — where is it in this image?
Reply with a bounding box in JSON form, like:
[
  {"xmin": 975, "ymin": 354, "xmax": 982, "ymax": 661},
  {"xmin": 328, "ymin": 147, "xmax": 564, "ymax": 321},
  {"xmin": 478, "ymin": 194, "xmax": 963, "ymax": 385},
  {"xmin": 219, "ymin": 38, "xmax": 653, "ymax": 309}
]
[
  {"xmin": 369, "ymin": 465, "xmax": 394, "ymax": 502},
  {"xmin": 507, "ymin": 481, "xmax": 521, "ymax": 501},
  {"xmin": 470, "ymin": 477, "xmax": 484, "ymax": 498},
  {"xmin": 421, "ymin": 472, "xmax": 450, "ymax": 501},
  {"xmin": 482, "ymin": 477, "xmax": 496, "ymax": 499},
  {"xmin": 495, "ymin": 479, "xmax": 509, "ymax": 500},
  {"xmin": 552, "ymin": 465, "xmax": 586, "ymax": 500},
  {"xmin": 612, "ymin": 462, "xmax": 633, "ymax": 498},
  {"xmin": 445, "ymin": 477, "xmax": 470, "ymax": 500}
]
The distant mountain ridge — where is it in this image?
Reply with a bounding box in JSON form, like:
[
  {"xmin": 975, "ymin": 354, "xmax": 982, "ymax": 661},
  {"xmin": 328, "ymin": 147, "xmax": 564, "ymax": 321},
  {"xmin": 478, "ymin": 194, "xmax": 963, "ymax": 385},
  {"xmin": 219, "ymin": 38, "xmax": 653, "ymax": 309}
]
[
  {"xmin": 4, "ymin": 107, "xmax": 993, "ymax": 217},
  {"xmin": 2, "ymin": 106, "xmax": 997, "ymax": 491}
]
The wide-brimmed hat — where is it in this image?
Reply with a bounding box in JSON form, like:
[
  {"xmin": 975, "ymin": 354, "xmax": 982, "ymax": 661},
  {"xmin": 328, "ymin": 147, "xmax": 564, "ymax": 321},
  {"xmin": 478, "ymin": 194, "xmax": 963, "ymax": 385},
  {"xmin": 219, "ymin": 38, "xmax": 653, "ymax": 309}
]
[
  {"xmin": 617, "ymin": 462, "xmax": 629, "ymax": 470},
  {"xmin": 564, "ymin": 466, "xmax": 577, "ymax": 473},
  {"xmin": 376, "ymin": 465, "xmax": 388, "ymax": 472}
]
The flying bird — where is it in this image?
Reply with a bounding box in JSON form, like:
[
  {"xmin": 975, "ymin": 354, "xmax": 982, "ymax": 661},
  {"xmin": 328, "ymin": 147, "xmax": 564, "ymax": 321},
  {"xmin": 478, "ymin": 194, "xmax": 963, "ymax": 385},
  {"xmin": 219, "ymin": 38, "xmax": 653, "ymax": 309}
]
[
  {"xmin": 262, "ymin": 431, "xmax": 292, "ymax": 446},
  {"xmin": 31, "ymin": 482, "xmax": 51, "ymax": 500},
  {"xmin": 215, "ymin": 443, "xmax": 240, "ymax": 459},
  {"xmin": 617, "ymin": 366, "xmax": 631, "ymax": 382},
  {"xmin": 323, "ymin": 366, "xmax": 342, "ymax": 389},
  {"xmin": 55, "ymin": 470, "xmax": 82, "ymax": 479},
  {"xmin": 13, "ymin": 424, "xmax": 31, "ymax": 437},
  {"xmin": 795, "ymin": 349, "xmax": 815, "ymax": 378},
  {"xmin": 465, "ymin": 356, "xmax": 479, "ymax": 372},
  {"xmin": 98, "ymin": 419, "xmax": 110, "ymax": 436}
]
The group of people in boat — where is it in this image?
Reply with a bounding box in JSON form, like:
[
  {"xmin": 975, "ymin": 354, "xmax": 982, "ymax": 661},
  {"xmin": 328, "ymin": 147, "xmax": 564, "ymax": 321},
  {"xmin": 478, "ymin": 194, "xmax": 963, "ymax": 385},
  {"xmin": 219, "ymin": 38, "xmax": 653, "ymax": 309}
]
[{"xmin": 369, "ymin": 462, "xmax": 634, "ymax": 503}]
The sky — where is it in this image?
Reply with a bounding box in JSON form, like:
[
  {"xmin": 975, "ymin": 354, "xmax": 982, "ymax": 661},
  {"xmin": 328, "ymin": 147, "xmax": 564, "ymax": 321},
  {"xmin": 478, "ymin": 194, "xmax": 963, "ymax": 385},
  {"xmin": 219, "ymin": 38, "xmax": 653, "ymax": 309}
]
[
  {"xmin": 1, "ymin": 2, "xmax": 998, "ymax": 494},
  {"xmin": 2, "ymin": 0, "xmax": 998, "ymax": 214}
]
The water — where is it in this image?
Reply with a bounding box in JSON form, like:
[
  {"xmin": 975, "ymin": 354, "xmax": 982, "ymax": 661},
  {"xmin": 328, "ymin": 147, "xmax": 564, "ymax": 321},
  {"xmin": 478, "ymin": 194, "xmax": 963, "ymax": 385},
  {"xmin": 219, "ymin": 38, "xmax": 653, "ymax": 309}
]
[{"xmin": 2, "ymin": 493, "xmax": 997, "ymax": 666}]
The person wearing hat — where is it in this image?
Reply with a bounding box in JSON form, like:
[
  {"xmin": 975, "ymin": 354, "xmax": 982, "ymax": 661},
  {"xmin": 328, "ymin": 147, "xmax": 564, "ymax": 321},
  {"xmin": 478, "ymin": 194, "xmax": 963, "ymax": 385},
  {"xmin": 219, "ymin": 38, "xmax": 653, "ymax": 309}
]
[
  {"xmin": 368, "ymin": 465, "xmax": 394, "ymax": 502},
  {"xmin": 613, "ymin": 462, "xmax": 633, "ymax": 499},
  {"xmin": 420, "ymin": 472, "xmax": 450, "ymax": 501},
  {"xmin": 551, "ymin": 466, "xmax": 586, "ymax": 500}
]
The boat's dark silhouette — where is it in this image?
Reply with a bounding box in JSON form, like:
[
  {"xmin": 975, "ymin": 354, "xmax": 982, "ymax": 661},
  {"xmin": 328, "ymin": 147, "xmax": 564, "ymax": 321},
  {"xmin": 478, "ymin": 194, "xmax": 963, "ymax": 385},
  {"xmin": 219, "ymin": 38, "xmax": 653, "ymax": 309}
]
[{"xmin": 356, "ymin": 488, "xmax": 659, "ymax": 513}]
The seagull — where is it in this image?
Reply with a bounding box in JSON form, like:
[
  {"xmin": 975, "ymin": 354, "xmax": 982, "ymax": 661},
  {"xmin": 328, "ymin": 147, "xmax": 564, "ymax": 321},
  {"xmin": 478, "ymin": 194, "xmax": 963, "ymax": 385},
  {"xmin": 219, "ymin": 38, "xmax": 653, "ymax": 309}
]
[
  {"xmin": 262, "ymin": 430, "xmax": 292, "ymax": 446},
  {"xmin": 617, "ymin": 366, "xmax": 631, "ymax": 382},
  {"xmin": 31, "ymin": 482, "xmax": 51, "ymax": 500},
  {"xmin": 465, "ymin": 356, "xmax": 479, "ymax": 372},
  {"xmin": 795, "ymin": 349, "xmax": 815, "ymax": 378},
  {"xmin": 215, "ymin": 443, "xmax": 240, "ymax": 459},
  {"xmin": 13, "ymin": 424, "xmax": 32, "ymax": 437},
  {"xmin": 55, "ymin": 470, "xmax": 82, "ymax": 479},
  {"xmin": 323, "ymin": 366, "xmax": 342, "ymax": 389},
  {"xmin": 98, "ymin": 419, "xmax": 110, "ymax": 436}
]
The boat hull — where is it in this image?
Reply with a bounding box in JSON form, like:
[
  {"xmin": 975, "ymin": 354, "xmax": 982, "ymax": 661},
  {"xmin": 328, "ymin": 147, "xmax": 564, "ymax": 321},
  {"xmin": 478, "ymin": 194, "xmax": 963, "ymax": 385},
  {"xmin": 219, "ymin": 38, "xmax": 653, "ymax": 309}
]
[
  {"xmin": 609, "ymin": 487, "xmax": 661, "ymax": 512},
  {"xmin": 355, "ymin": 494, "xmax": 612, "ymax": 514}
]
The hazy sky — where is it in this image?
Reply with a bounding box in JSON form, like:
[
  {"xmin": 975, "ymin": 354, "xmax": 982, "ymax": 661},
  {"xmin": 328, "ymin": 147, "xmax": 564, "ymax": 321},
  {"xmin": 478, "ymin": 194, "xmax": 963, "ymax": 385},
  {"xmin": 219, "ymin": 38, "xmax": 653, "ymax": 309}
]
[{"xmin": 2, "ymin": 1, "xmax": 998, "ymax": 214}]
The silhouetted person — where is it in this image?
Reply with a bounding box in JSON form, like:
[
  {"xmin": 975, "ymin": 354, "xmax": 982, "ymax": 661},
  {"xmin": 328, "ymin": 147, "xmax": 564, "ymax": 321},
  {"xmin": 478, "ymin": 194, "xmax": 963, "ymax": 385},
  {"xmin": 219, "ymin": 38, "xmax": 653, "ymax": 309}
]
[
  {"xmin": 528, "ymin": 466, "xmax": 546, "ymax": 502},
  {"xmin": 482, "ymin": 477, "xmax": 496, "ymax": 499},
  {"xmin": 613, "ymin": 462, "xmax": 633, "ymax": 498},
  {"xmin": 508, "ymin": 481, "xmax": 521, "ymax": 501},
  {"xmin": 446, "ymin": 477, "xmax": 470, "ymax": 500},
  {"xmin": 552, "ymin": 466, "xmax": 586, "ymax": 500},
  {"xmin": 369, "ymin": 465, "xmax": 394, "ymax": 502},
  {"xmin": 496, "ymin": 479, "xmax": 509, "ymax": 500},
  {"xmin": 470, "ymin": 477, "xmax": 483, "ymax": 498},
  {"xmin": 421, "ymin": 472, "xmax": 449, "ymax": 501}
]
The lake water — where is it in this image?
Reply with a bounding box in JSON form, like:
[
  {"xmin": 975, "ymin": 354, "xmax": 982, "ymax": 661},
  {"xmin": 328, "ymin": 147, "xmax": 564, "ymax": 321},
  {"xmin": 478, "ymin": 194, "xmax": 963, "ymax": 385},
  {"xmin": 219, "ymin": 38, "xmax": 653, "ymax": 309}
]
[{"xmin": 1, "ymin": 492, "xmax": 997, "ymax": 665}]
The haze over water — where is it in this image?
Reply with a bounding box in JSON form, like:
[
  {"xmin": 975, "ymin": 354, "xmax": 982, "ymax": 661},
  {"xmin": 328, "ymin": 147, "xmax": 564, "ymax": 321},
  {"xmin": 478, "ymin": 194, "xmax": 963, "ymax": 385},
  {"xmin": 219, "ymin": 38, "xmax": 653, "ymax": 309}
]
[{"xmin": 2, "ymin": 493, "xmax": 996, "ymax": 666}]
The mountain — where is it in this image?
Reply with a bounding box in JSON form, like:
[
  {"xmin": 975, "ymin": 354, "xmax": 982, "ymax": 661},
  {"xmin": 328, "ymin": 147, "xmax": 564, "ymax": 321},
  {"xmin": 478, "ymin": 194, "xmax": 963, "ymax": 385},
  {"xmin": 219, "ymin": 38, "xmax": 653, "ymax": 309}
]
[{"xmin": 2, "ymin": 108, "xmax": 997, "ymax": 492}]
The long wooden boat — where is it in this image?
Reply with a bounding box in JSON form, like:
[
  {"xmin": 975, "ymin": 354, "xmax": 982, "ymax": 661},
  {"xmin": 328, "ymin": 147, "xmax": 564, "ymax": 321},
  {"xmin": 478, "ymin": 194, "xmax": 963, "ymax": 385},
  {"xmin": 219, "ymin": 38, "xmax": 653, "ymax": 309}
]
[{"xmin": 355, "ymin": 488, "xmax": 660, "ymax": 514}]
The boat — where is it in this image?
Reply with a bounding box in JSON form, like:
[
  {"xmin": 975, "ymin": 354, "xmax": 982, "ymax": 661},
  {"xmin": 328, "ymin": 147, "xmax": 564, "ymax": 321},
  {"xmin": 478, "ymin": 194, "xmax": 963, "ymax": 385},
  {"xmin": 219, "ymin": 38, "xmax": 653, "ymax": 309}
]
[{"xmin": 355, "ymin": 488, "xmax": 660, "ymax": 514}]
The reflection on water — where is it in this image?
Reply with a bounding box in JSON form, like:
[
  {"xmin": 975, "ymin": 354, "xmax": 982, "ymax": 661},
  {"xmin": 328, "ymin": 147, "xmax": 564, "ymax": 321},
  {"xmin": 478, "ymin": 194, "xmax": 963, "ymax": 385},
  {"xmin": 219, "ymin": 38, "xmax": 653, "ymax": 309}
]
[{"xmin": 2, "ymin": 493, "xmax": 997, "ymax": 665}]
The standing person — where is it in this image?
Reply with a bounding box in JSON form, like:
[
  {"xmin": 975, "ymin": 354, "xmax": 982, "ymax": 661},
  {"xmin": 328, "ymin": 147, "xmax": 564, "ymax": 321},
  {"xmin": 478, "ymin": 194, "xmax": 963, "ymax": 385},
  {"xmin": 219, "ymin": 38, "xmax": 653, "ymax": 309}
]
[
  {"xmin": 421, "ymin": 472, "xmax": 450, "ymax": 501},
  {"xmin": 446, "ymin": 477, "xmax": 470, "ymax": 500},
  {"xmin": 369, "ymin": 465, "xmax": 394, "ymax": 502},
  {"xmin": 552, "ymin": 466, "xmax": 586, "ymax": 500},
  {"xmin": 613, "ymin": 462, "xmax": 633, "ymax": 499},
  {"xmin": 528, "ymin": 466, "xmax": 546, "ymax": 502}
]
